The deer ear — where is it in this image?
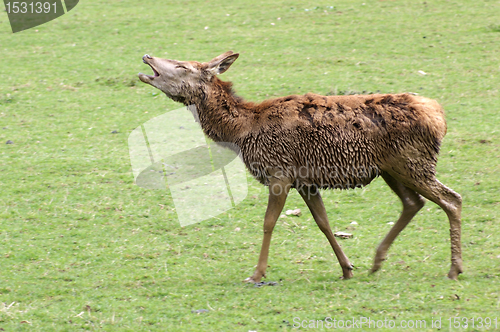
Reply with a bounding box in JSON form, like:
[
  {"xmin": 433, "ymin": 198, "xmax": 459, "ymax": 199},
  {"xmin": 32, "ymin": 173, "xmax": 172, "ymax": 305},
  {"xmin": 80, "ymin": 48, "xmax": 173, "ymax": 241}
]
[{"xmin": 206, "ymin": 52, "xmax": 239, "ymax": 75}]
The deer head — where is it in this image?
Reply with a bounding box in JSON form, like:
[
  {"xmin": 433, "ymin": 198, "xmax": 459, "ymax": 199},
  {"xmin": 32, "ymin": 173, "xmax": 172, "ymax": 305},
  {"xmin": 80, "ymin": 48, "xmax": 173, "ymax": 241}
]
[{"xmin": 138, "ymin": 51, "xmax": 239, "ymax": 104}]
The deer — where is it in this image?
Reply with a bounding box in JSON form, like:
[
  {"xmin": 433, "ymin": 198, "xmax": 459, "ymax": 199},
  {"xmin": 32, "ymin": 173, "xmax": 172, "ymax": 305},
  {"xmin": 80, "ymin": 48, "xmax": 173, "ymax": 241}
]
[{"xmin": 138, "ymin": 51, "xmax": 463, "ymax": 282}]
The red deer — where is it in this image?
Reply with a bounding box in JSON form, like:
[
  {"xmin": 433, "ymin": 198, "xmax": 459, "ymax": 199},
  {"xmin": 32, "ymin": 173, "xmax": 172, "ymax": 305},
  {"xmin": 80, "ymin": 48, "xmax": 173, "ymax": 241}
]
[{"xmin": 138, "ymin": 51, "xmax": 463, "ymax": 281}]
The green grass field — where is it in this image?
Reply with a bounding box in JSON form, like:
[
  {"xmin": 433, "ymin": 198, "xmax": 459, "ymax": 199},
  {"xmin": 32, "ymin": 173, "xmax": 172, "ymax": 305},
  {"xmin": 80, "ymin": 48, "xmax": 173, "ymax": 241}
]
[{"xmin": 1, "ymin": 0, "xmax": 499, "ymax": 330}]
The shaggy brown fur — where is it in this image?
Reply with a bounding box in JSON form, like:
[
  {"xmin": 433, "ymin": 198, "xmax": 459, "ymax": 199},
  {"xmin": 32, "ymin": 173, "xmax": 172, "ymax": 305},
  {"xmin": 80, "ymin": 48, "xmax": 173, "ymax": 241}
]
[{"xmin": 138, "ymin": 51, "xmax": 463, "ymax": 281}]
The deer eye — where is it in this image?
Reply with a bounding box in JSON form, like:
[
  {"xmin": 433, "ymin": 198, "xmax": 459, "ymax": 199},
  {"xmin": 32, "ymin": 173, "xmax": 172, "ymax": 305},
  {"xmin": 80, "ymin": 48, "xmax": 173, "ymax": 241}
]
[{"xmin": 176, "ymin": 65, "xmax": 188, "ymax": 70}]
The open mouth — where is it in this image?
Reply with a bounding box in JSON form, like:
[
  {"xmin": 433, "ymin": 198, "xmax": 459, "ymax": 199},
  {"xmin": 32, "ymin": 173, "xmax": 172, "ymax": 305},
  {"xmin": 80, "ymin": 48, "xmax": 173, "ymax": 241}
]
[
  {"xmin": 139, "ymin": 54, "xmax": 160, "ymax": 80},
  {"xmin": 147, "ymin": 65, "xmax": 160, "ymax": 78}
]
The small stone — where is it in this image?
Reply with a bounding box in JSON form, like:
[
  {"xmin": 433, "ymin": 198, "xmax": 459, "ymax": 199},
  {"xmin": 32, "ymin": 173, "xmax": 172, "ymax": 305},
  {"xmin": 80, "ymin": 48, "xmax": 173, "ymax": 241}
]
[
  {"xmin": 234, "ymin": 227, "xmax": 241, "ymax": 232},
  {"xmin": 387, "ymin": 222, "xmax": 395, "ymax": 225},
  {"xmin": 191, "ymin": 309, "xmax": 209, "ymax": 314},
  {"xmin": 6, "ymin": 140, "xmax": 13, "ymax": 144},
  {"xmin": 350, "ymin": 221, "xmax": 358, "ymax": 225},
  {"xmin": 111, "ymin": 130, "xmax": 118, "ymax": 134},
  {"xmin": 334, "ymin": 231, "xmax": 352, "ymax": 239},
  {"xmin": 285, "ymin": 209, "xmax": 301, "ymax": 216}
]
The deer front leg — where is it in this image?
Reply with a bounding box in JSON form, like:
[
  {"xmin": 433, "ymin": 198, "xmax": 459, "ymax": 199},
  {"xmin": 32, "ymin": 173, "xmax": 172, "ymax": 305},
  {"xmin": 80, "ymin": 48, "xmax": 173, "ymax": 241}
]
[
  {"xmin": 244, "ymin": 177, "xmax": 291, "ymax": 283},
  {"xmin": 298, "ymin": 186, "xmax": 354, "ymax": 279}
]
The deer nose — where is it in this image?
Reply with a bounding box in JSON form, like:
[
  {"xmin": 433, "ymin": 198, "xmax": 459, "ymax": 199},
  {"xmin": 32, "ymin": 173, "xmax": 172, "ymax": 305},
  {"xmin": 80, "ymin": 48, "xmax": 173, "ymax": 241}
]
[{"xmin": 142, "ymin": 54, "xmax": 153, "ymax": 63}]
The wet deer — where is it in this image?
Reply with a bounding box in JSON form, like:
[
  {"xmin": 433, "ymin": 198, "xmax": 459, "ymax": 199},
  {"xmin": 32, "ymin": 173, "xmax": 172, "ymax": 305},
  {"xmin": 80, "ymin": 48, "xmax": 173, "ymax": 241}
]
[{"xmin": 138, "ymin": 51, "xmax": 463, "ymax": 281}]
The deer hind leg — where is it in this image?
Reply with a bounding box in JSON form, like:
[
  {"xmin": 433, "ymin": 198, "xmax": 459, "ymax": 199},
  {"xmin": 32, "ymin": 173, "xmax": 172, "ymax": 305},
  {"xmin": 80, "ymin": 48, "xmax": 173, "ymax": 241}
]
[
  {"xmin": 298, "ymin": 186, "xmax": 354, "ymax": 279},
  {"xmin": 372, "ymin": 172, "xmax": 426, "ymax": 273},
  {"xmin": 389, "ymin": 172, "xmax": 463, "ymax": 279},
  {"xmin": 417, "ymin": 179, "xmax": 462, "ymax": 279},
  {"xmin": 244, "ymin": 177, "xmax": 291, "ymax": 283}
]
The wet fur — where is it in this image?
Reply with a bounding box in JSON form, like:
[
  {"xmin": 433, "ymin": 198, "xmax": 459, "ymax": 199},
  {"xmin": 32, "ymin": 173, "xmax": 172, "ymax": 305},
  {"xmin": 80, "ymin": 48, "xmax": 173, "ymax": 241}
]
[{"xmin": 192, "ymin": 77, "xmax": 446, "ymax": 190}]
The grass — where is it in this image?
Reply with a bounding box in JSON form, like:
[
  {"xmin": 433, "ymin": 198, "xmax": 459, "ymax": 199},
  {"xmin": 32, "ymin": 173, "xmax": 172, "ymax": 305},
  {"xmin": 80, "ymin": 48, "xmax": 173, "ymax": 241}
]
[{"xmin": 1, "ymin": 0, "xmax": 499, "ymax": 330}]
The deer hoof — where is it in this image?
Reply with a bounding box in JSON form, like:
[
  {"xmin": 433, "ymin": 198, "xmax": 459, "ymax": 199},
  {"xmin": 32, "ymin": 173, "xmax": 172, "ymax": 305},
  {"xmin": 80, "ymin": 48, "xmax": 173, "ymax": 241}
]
[
  {"xmin": 447, "ymin": 261, "xmax": 463, "ymax": 280},
  {"xmin": 341, "ymin": 267, "xmax": 354, "ymax": 280},
  {"xmin": 243, "ymin": 276, "xmax": 261, "ymax": 283},
  {"xmin": 371, "ymin": 261, "xmax": 383, "ymax": 274}
]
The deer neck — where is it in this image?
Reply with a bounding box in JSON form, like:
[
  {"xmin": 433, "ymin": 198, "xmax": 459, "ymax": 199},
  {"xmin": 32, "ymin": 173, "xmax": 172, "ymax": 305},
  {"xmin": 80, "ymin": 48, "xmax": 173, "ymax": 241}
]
[{"xmin": 190, "ymin": 77, "xmax": 246, "ymax": 143}]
